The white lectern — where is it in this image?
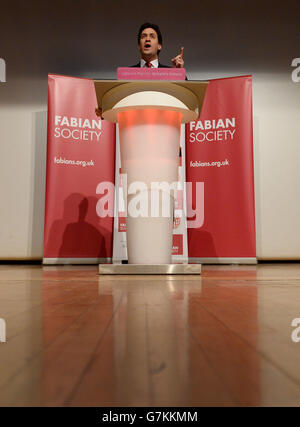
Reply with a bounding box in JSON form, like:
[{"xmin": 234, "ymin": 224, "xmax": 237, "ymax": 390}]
[{"xmin": 94, "ymin": 79, "xmax": 208, "ymax": 274}]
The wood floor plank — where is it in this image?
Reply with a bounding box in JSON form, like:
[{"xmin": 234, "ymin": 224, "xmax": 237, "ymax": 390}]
[{"xmin": 68, "ymin": 286, "xmax": 152, "ymax": 406}]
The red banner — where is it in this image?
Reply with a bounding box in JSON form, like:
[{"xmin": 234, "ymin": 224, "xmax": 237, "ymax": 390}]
[
  {"xmin": 43, "ymin": 75, "xmax": 115, "ymax": 262},
  {"xmin": 186, "ymin": 76, "xmax": 256, "ymax": 260},
  {"xmin": 44, "ymin": 74, "xmax": 256, "ymax": 264}
]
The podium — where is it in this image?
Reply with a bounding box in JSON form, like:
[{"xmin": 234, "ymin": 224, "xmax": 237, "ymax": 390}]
[{"xmin": 94, "ymin": 78, "xmax": 208, "ymax": 274}]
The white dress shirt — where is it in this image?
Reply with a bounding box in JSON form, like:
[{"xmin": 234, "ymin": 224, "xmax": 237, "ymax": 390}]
[{"xmin": 140, "ymin": 58, "xmax": 159, "ymax": 68}]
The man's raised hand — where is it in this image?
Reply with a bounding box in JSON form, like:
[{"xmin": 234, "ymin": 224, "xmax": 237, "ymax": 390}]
[{"xmin": 172, "ymin": 46, "xmax": 184, "ymax": 68}]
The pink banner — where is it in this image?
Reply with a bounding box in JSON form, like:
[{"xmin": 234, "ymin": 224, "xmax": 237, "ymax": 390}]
[
  {"xmin": 186, "ymin": 76, "xmax": 256, "ymax": 260},
  {"xmin": 43, "ymin": 74, "xmax": 115, "ymax": 262}
]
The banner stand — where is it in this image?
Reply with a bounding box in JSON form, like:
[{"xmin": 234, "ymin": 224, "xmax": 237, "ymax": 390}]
[
  {"xmin": 189, "ymin": 257, "xmax": 257, "ymax": 265},
  {"xmin": 43, "ymin": 75, "xmax": 115, "ymax": 265},
  {"xmin": 43, "ymin": 257, "xmax": 111, "ymax": 265},
  {"xmin": 186, "ymin": 76, "xmax": 256, "ymax": 263}
]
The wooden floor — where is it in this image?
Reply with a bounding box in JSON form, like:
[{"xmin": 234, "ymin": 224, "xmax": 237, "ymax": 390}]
[{"xmin": 0, "ymin": 263, "xmax": 300, "ymax": 407}]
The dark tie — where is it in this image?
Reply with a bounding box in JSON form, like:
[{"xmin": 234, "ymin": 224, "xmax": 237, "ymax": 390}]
[{"xmin": 146, "ymin": 61, "xmax": 152, "ymax": 68}]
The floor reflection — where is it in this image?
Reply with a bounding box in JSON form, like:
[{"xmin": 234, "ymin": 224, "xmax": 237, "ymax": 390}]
[{"xmin": 0, "ymin": 264, "xmax": 300, "ymax": 406}]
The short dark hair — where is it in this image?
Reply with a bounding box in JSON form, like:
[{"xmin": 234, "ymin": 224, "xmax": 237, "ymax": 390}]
[{"xmin": 137, "ymin": 22, "xmax": 163, "ymax": 45}]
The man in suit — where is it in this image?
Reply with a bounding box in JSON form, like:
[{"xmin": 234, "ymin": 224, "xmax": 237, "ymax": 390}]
[
  {"xmin": 131, "ymin": 22, "xmax": 184, "ymax": 69},
  {"xmin": 95, "ymin": 23, "xmax": 185, "ymax": 117}
]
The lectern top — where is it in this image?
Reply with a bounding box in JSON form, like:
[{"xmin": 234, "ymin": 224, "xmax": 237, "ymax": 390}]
[{"xmin": 93, "ymin": 79, "xmax": 208, "ymax": 123}]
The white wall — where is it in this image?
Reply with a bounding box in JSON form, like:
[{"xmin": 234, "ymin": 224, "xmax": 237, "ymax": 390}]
[
  {"xmin": 0, "ymin": 104, "xmax": 47, "ymax": 259},
  {"xmin": 0, "ymin": 0, "xmax": 299, "ymax": 260},
  {"xmin": 252, "ymin": 74, "xmax": 300, "ymax": 259}
]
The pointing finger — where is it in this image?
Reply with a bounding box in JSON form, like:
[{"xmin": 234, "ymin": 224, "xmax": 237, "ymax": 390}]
[{"xmin": 179, "ymin": 46, "xmax": 184, "ymax": 57}]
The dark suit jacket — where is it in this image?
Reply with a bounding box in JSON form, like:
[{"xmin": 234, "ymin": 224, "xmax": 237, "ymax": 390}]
[
  {"xmin": 130, "ymin": 62, "xmax": 188, "ymax": 80},
  {"xmin": 130, "ymin": 62, "xmax": 172, "ymax": 68}
]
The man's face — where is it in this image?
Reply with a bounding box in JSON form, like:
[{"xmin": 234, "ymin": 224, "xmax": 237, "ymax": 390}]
[{"xmin": 139, "ymin": 27, "xmax": 162, "ymax": 60}]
